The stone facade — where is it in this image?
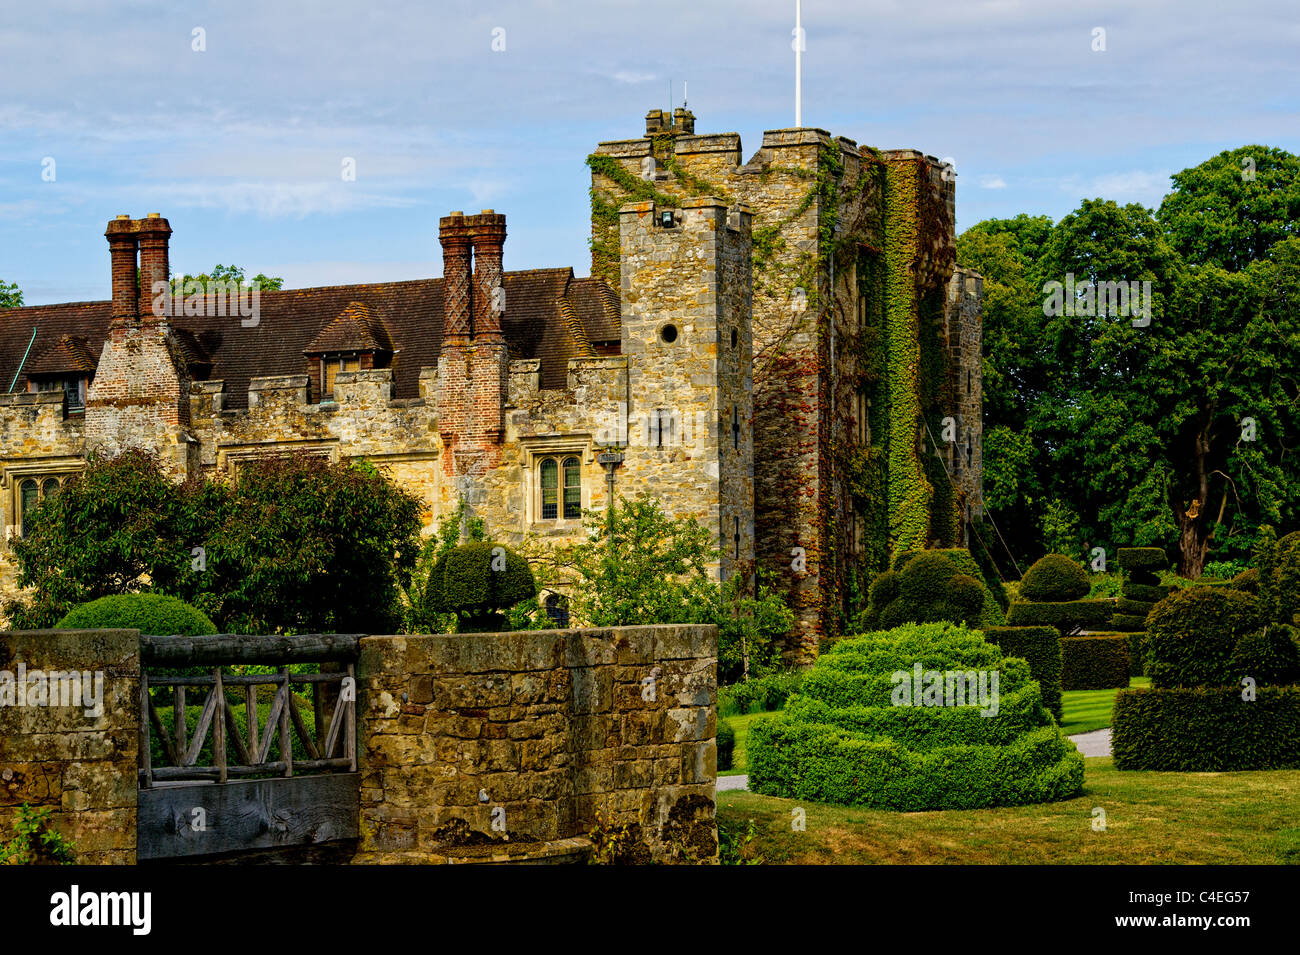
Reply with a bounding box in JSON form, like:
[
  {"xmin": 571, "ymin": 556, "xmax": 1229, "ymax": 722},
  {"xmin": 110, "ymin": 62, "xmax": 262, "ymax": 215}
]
[
  {"xmin": 0, "ymin": 628, "xmax": 139, "ymax": 864},
  {"xmin": 353, "ymin": 624, "xmax": 716, "ymax": 864}
]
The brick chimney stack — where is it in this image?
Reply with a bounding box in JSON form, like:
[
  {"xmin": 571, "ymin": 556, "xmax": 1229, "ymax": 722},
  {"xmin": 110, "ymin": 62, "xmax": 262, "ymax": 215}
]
[
  {"xmin": 468, "ymin": 209, "xmax": 506, "ymax": 342},
  {"xmin": 439, "ymin": 211, "xmax": 473, "ymax": 346},
  {"xmin": 105, "ymin": 215, "xmax": 139, "ymax": 327},
  {"xmin": 137, "ymin": 213, "xmax": 172, "ymax": 323}
]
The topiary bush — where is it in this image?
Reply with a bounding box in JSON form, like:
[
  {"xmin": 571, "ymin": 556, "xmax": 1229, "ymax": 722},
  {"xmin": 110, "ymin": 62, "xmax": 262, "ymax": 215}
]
[
  {"xmin": 865, "ymin": 551, "xmax": 1003, "ymax": 630},
  {"xmin": 1005, "ymin": 598, "xmax": 1115, "ymax": 632},
  {"xmin": 717, "ymin": 719, "xmax": 736, "ymax": 771},
  {"xmin": 55, "ymin": 593, "xmax": 218, "ymax": 635},
  {"xmin": 1060, "ymin": 635, "xmax": 1130, "ymax": 690},
  {"xmin": 1018, "ymin": 554, "xmax": 1089, "ymax": 602},
  {"xmin": 1116, "ymin": 547, "xmax": 1169, "ymax": 574},
  {"xmin": 1230, "ymin": 567, "xmax": 1259, "ymax": 593},
  {"xmin": 1258, "ymin": 530, "xmax": 1300, "ymax": 626},
  {"xmin": 1145, "ymin": 586, "xmax": 1260, "ymax": 689},
  {"xmin": 426, "ymin": 541, "xmax": 537, "ymax": 632},
  {"xmin": 981, "ymin": 625, "xmax": 1063, "ymax": 721},
  {"xmin": 746, "ymin": 622, "xmax": 1084, "ymax": 810},
  {"xmin": 1226, "ymin": 625, "xmax": 1300, "ymax": 687}
]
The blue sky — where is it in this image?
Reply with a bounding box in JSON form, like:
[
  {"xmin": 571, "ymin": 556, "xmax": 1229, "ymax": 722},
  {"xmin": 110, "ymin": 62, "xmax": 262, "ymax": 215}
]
[{"xmin": 2, "ymin": 0, "xmax": 1297, "ymax": 305}]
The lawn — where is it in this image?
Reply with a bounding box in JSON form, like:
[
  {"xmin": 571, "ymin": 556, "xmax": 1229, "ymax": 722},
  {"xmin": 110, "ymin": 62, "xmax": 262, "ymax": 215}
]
[
  {"xmin": 1060, "ymin": 677, "xmax": 1149, "ymax": 736},
  {"xmin": 719, "ymin": 710, "xmax": 769, "ymax": 777},
  {"xmin": 719, "ymin": 759, "xmax": 1300, "ymax": 864}
]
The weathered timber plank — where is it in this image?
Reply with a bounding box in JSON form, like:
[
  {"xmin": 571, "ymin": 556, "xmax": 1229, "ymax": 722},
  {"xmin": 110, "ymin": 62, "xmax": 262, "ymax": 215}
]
[
  {"xmin": 140, "ymin": 634, "xmax": 362, "ymax": 665},
  {"xmin": 136, "ymin": 773, "xmax": 359, "ymax": 860}
]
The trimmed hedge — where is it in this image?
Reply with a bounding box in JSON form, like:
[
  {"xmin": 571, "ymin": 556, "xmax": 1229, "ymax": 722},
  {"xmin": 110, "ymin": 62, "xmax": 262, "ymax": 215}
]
[
  {"xmin": 427, "ymin": 541, "xmax": 537, "ymax": 630},
  {"xmin": 1060, "ymin": 635, "xmax": 1130, "ymax": 690},
  {"xmin": 1259, "ymin": 530, "xmax": 1300, "ymax": 625},
  {"xmin": 1231, "ymin": 567, "xmax": 1259, "ymax": 593},
  {"xmin": 1018, "ymin": 554, "xmax": 1089, "ymax": 602},
  {"xmin": 982, "ymin": 625, "xmax": 1063, "ymax": 721},
  {"xmin": 1145, "ymin": 586, "xmax": 1260, "ymax": 688},
  {"xmin": 1116, "ymin": 547, "xmax": 1168, "ymax": 573},
  {"xmin": 1124, "ymin": 631, "xmax": 1147, "ymax": 676},
  {"xmin": 1226, "ymin": 624, "xmax": 1300, "ymax": 686},
  {"xmin": 746, "ymin": 622, "xmax": 1083, "ymax": 810},
  {"xmin": 1123, "ymin": 582, "xmax": 1172, "ymax": 603},
  {"xmin": 1116, "ymin": 596, "xmax": 1156, "ymax": 616},
  {"xmin": 866, "ymin": 550, "xmax": 1003, "ymax": 630},
  {"xmin": 1109, "ymin": 614, "xmax": 1149, "ymax": 632},
  {"xmin": 1005, "ymin": 599, "xmax": 1115, "ymax": 632},
  {"xmin": 1112, "ymin": 686, "xmax": 1300, "ymax": 770},
  {"xmin": 55, "ymin": 593, "xmax": 217, "ymax": 636},
  {"xmin": 717, "ymin": 719, "xmax": 736, "ymax": 771}
]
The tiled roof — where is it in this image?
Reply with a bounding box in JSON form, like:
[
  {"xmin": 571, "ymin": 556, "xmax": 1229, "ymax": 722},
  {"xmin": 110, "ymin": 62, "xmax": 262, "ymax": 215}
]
[
  {"xmin": 0, "ymin": 270, "xmax": 624, "ymax": 409},
  {"xmin": 304, "ymin": 301, "xmax": 396, "ymax": 354},
  {"xmin": 24, "ymin": 334, "xmax": 99, "ymax": 376}
]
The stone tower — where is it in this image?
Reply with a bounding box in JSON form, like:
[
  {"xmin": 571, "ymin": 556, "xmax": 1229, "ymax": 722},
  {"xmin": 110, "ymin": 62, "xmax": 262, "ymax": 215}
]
[{"xmin": 617, "ymin": 196, "xmax": 756, "ymax": 583}]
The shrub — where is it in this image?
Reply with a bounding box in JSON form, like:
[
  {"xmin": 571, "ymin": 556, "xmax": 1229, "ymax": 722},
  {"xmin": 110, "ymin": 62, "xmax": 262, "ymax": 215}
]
[
  {"xmin": 1060, "ymin": 635, "xmax": 1130, "ymax": 690},
  {"xmin": 55, "ymin": 593, "xmax": 217, "ymax": 636},
  {"xmin": 0, "ymin": 804, "xmax": 76, "ymax": 865},
  {"xmin": 746, "ymin": 622, "xmax": 1083, "ymax": 811},
  {"xmin": 982, "ymin": 626, "xmax": 1063, "ymax": 721},
  {"xmin": 1116, "ymin": 547, "xmax": 1169, "ymax": 573},
  {"xmin": 1126, "ymin": 631, "xmax": 1147, "ymax": 676},
  {"xmin": 717, "ymin": 719, "xmax": 736, "ymax": 771},
  {"xmin": 1226, "ymin": 625, "xmax": 1300, "ymax": 687},
  {"xmin": 1230, "ymin": 567, "xmax": 1260, "ymax": 593},
  {"xmin": 1019, "ymin": 554, "xmax": 1089, "ymax": 602},
  {"xmin": 1005, "ymin": 599, "xmax": 1114, "ymax": 633},
  {"xmin": 1145, "ymin": 586, "xmax": 1260, "ymax": 688},
  {"xmin": 427, "ymin": 542, "xmax": 537, "ymax": 632},
  {"xmin": 1258, "ymin": 530, "xmax": 1300, "ymax": 626},
  {"xmin": 1109, "ymin": 614, "xmax": 1150, "ymax": 632},
  {"xmin": 719, "ymin": 670, "xmax": 805, "ymax": 715},
  {"xmin": 866, "ymin": 551, "xmax": 1002, "ymax": 630},
  {"xmin": 1123, "ymin": 582, "xmax": 1172, "ymax": 603},
  {"xmin": 1116, "ymin": 596, "xmax": 1156, "ymax": 616},
  {"xmin": 1112, "ymin": 686, "xmax": 1300, "ymax": 771},
  {"xmin": 1203, "ymin": 559, "xmax": 1247, "ymax": 579}
]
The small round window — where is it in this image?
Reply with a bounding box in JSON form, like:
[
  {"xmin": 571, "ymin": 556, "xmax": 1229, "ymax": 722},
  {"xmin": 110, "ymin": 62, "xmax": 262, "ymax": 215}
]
[
  {"xmin": 660, "ymin": 324, "xmax": 678, "ymax": 344},
  {"xmin": 730, "ymin": 328, "xmax": 738, "ymax": 348}
]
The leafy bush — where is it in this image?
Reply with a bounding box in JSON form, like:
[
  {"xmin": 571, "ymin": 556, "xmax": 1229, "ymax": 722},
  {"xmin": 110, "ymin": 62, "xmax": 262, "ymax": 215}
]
[
  {"xmin": 717, "ymin": 719, "xmax": 736, "ymax": 771},
  {"xmin": 1126, "ymin": 631, "xmax": 1148, "ymax": 676},
  {"xmin": 865, "ymin": 551, "xmax": 1002, "ymax": 630},
  {"xmin": 746, "ymin": 622, "xmax": 1083, "ymax": 810},
  {"xmin": 719, "ymin": 670, "xmax": 805, "ymax": 716},
  {"xmin": 1116, "ymin": 547, "xmax": 1169, "ymax": 574},
  {"xmin": 1203, "ymin": 559, "xmax": 1248, "ymax": 579},
  {"xmin": 1145, "ymin": 586, "xmax": 1260, "ymax": 688},
  {"xmin": 1123, "ymin": 582, "xmax": 1173, "ymax": 603},
  {"xmin": 1018, "ymin": 554, "xmax": 1089, "ymax": 602},
  {"xmin": 55, "ymin": 593, "xmax": 217, "ymax": 636},
  {"xmin": 1060, "ymin": 635, "xmax": 1130, "ymax": 689},
  {"xmin": 1226, "ymin": 625, "xmax": 1300, "ymax": 687},
  {"xmin": 426, "ymin": 542, "xmax": 536, "ymax": 632},
  {"xmin": 0, "ymin": 804, "xmax": 75, "ymax": 865},
  {"xmin": 1231, "ymin": 567, "xmax": 1260, "ymax": 593},
  {"xmin": 1112, "ymin": 686, "xmax": 1300, "ymax": 771},
  {"xmin": 1087, "ymin": 572, "xmax": 1125, "ymax": 599},
  {"xmin": 1257, "ymin": 530, "xmax": 1300, "ymax": 626},
  {"xmin": 1109, "ymin": 614, "xmax": 1150, "ymax": 632},
  {"xmin": 982, "ymin": 626, "xmax": 1063, "ymax": 721},
  {"xmin": 1005, "ymin": 598, "xmax": 1115, "ymax": 633},
  {"xmin": 716, "ymin": 575, "xmax": 795, "ymax": 683},
  {"xmin": 1116, "ymin": 596, "xmax": 1157, "ymax": 616}
]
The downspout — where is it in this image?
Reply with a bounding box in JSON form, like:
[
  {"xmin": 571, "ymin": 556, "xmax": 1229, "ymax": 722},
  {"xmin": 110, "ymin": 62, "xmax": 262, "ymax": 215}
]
[{"xmin": 8, "ymin": 326, "xmax": 37, "ymax": 393}]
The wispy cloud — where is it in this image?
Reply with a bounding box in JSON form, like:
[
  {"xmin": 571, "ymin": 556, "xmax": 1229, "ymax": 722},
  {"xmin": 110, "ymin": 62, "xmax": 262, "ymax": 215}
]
[{"xmin": 979, "ymin": 175, "xmax": 1007, "ymax": 190}]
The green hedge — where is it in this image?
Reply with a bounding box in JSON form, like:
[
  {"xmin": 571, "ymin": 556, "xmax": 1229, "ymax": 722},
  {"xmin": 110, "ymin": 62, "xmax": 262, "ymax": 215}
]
[
  {"xmin": 1109, "ymin": 614, "xmax": 1149, "ymax": 632},
  {"xmin": 866, "ymin": 551, "xmax": 1003, "ymax": 630},
  {"xmin": 1116, "ymin": 596, "xmax": 1156, "ymax": 616},
  {"xmin": 1124, "ymin": 631, "xmax": 1147, "ymax": 676},
  {"xmin": 56, "ymin": 593, "xmax": 217, "ymax": 636},
  {"xmin": 719, "ymin": 670, "xmax": 805, "ymax": 715},
  {"xmin": 1116, "ymin": 547, "xmax": 1168, "ymax": 573},
  {"xmin": 717, "ymin": 719, "xmax": 736, "ymax": 771},
  {"xmin": 746, "ymin": 622, "xmax": 1083, "ymax": 810},
  {"xmin": 1112, "ymin": 686, "xmax": 1300, "ymax": 770},
  {"xmin": 982, "ymin": 626, "xmax": 1063, "ymax": 721},
  {"xmin": 1146, "ymin": 586, "xmax": 1260, "ymax": 688},
  {"xmin": 1123, "ymin": 582, "xmax": 1172, "ymax": 603},
  {"xmin": 1005, "ymin": 599, "xmax": 1115, "ymax": 633},
  {"xmin": 1018, "ymin": 554, "xmax": 1089, "ymax": 602},
  {"xmin": 1060, "ymin": 635, "xmax": 1130, "ymax": 690}
]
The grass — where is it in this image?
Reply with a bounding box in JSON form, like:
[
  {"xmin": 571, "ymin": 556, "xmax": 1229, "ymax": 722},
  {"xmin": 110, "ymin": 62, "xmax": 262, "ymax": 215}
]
[
  {"xmin": 719, "ymin": 710, "xmax": 773, "ymax": 776},
  {"xmin": 719, "ymin": 759, "xmax": 1300, "ymax": 864},
  {"xmin": 1060, "ymin": 677, "xmax": 1149, "ymax": 736}
]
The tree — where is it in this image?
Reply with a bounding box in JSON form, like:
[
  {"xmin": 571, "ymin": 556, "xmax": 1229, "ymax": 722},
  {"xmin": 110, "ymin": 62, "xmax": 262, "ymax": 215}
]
[
  {"xmin": 171, "ymin": 264, "xmax": 284, "ymax": 293},
  {"xmin": 4, "ymin": 452, "xmax": 422, "ymax": 633},
  {"xmin": 0, "ymin": 280, "xmax": 22, "ymax": 308}
]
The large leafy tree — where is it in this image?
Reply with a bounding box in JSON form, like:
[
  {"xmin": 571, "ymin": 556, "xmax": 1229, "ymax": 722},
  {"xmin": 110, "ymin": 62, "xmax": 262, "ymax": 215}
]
[
  {"xmin": 962, "ymin": 147, "xmax": 1300, "ymax": 578},
  {"xmin": 4, "ymin": 452, "xmax": 421, "ymax": 633},
  {"xmin": 0, "ymin": 279, "xmax": 22, "ymax": 308}
]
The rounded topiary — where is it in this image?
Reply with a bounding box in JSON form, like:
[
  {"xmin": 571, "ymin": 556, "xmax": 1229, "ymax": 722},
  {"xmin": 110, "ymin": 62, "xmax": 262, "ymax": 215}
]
[
  {"xmin": 898, "ymin": 552, "xmax": 959, "ymax": 603},
  {"xmin": 1146, "ymin": 586, "xmax": 1260, "ymax": 688},
  {"xmin": 1226, "ymin": 625, "xmax": 1300, "ymax": 687},
  {"xmin": 717, "ymin": 719, "xmax": 736, "ymax": 771},
  {"xmin": 868, "ymin": 569, "xmax": 900, "ymax": 611},
  {"xmin": 946, "ymin": 574, "xmax": 986, "ymax": 620},
  {"xmin": 1231, "ymin": 567, "xmax": 1260, "ymax": 593},
  {"xmin": 55, "ymin": 593, "xmax": 218, "ymax": 635},
  {"xmin": 1018, "ymin": 554, "xmax": 1089, "ymax": 602},
  {"xmin": 428, "ymin": 541, "xmax": 537, "ymax": 632}
]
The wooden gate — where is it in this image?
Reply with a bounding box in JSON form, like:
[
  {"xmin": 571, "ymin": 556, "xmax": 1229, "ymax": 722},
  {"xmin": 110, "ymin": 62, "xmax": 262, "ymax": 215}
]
[{"xmin": 136, "ymin": 634, "xmax": 362, "ymax": 862}]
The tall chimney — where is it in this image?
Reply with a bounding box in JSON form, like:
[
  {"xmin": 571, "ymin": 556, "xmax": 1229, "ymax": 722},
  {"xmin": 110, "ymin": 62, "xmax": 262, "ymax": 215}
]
[
  {"xmin": 137, "ymin": 214, "xmax": 172, "ymax": 322},
  {"xmin": 439, "ymin": 211, "xmax": 472, "ymax": 346},
  {"xmin": 469, "ymin": 210, "xmax": 506, "ymax": 342},
  {"xmin": 105, "ymin": 215, "xmax": 139, "ymax": 326}
]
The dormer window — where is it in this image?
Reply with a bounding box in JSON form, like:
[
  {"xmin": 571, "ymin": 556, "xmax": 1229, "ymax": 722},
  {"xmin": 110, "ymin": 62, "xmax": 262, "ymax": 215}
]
[
  {"xmin": 321, "ymin": 354, "xmax": 361, "ymax": 399},
  {"xmin": 29, "ymin": 374, "xmax": 87, "ymax": 413},
  {"xmin": 304, "ymin": 301, "xmax": 396, "ymax": 403}
]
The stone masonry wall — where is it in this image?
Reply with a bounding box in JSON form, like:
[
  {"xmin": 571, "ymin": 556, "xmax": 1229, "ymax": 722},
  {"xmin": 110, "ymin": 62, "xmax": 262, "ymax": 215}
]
[
  {"xmin": 353, "ymin": 624, "xmax": 717, "ymax": 864},
  {"xmin": 0, "ymin": 628, "xmax": 139, "ymax": 864}
]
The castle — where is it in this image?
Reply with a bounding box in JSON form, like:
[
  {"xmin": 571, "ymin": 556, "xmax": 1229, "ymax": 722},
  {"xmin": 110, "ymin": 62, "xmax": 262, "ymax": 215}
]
[{"xmin": 0, "ymin": 109, "xmax": 982, "ymax": 663}]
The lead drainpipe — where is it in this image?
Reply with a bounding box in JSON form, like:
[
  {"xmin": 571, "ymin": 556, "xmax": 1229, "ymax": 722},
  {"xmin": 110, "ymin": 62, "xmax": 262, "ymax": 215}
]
[{"xmin": 8, "ymin": 326, "xmax": 37, "ymax": 393}]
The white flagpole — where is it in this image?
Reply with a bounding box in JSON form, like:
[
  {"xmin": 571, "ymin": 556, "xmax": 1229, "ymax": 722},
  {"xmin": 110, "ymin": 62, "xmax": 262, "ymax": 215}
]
[{"xmin": 795, "ymin": 0, "xmax": 803, "ymax": 128}]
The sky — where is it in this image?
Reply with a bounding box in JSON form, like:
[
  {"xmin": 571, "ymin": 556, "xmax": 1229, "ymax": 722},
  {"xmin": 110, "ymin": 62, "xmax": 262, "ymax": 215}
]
[{"xmin": 2, "ymin": 0, "xmax": 1297, "ymax": 305}]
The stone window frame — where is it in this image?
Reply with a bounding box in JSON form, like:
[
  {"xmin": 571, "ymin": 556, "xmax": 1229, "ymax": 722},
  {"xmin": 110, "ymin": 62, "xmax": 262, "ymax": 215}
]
[
  {"xmin": 3, "ymin": 459, "xmax": 83, "ymax": 542},
  {"xmin": 521, "ymin": 437, "xmax": 593, "ymax": 530},
  {"xmin": 216, "ymin": 441, "xmax": 340, "ymax": 481}
]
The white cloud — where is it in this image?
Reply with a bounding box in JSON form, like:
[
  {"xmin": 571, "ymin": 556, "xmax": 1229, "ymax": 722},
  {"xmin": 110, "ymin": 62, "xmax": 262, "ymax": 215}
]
[{"xmin": 979, "ymin": 175, "xmax": 1007, "ymax": 189}]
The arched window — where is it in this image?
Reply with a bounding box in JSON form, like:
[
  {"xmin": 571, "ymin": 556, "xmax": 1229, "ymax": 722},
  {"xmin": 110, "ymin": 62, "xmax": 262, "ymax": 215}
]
[
  {"xmin": 42, "ymin": 477, "xmax": 60, "ymax": 498},
  {"xmin": 540, "ymin": 458, "xmax": 558, "ymax": 520},
  {"xmin": 562, "ymin": 457, "xmax": 581, "ymax": 519},
  {"xmin": 19, "ymin": 479, "xmax": 39, "ymax": 537}
]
